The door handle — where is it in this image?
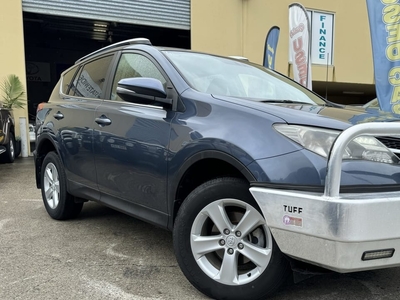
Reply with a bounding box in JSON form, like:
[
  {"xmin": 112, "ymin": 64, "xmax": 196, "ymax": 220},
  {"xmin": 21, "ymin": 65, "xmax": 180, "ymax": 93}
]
[
  {"xmin": 53, "ymin": 112, "xmax": 64, "ymax": 120},
  {"xmin": 95, "ymin": 115, "xmax": 112, "ymax": 126}
]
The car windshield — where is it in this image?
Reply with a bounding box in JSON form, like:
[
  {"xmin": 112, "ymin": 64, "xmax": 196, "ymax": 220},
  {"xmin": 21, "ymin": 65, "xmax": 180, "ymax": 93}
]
[{"xmin": 163, "ymin": 50, "xmax": 326, "ymax": 105}]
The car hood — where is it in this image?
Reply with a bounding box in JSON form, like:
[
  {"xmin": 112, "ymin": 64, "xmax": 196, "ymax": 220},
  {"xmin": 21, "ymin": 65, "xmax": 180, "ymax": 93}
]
[{"xmin": 212, "ymin": 95, "xmax": 400, "ymax": 130}]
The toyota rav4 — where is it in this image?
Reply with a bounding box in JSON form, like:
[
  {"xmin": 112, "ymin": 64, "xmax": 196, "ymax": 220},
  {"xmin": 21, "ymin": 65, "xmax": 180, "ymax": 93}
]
[{"xmin": 34, "ymin": 38, "xmax": 400, "ymax": 300}]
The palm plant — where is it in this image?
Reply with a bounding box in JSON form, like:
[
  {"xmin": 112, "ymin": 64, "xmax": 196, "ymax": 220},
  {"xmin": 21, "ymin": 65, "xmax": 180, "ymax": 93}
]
[{"xmin": 0, "ymin": 74, "xmax": 26, "ymax": 109}]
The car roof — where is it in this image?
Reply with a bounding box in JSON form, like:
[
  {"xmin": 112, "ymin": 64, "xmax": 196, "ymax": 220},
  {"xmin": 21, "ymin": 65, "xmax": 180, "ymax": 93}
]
[{"xmin": 75, "ymin": 38, "xmax": 248, "ymax": 65}]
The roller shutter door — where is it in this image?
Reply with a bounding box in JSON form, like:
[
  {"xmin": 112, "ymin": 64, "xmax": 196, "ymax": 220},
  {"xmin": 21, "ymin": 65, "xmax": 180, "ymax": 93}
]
[{"xmin": 22, "ymin": 0, "xmax": 190, "ymax": 30}]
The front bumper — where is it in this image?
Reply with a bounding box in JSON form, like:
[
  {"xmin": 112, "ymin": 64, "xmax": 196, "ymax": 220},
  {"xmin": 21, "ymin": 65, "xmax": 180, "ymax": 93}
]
[
  {"xmin": 250, "ymin": 123, "xmax": 400, "ymax": 273},
  {"xmin": 250, "ymin": 187, "xmax": 400, "ymax": 272}
]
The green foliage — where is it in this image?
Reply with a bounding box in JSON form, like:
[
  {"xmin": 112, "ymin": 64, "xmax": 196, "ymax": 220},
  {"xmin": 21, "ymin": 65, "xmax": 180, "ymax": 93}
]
[{"xmin": 0, "ymin": 74, "xmax": 26, "ymax": 109}]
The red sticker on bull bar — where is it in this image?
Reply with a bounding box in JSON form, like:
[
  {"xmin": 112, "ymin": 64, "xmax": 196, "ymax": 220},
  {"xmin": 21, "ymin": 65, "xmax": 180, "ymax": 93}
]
[{"xmin": 283, "ymin": 215, "xmax": 303, "ymax": 227}]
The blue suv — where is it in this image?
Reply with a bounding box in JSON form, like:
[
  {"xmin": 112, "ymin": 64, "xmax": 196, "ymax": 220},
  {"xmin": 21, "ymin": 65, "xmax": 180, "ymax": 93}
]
[{"xmin": 34, "ymin": 38, "xmax": 400, "ymax": 300}]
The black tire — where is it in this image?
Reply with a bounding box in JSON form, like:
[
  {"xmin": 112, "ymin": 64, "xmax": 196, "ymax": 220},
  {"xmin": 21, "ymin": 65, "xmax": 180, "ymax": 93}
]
[
  {"xmin": 41, "ymin": 151, "xmax": 83, "ymax": 220},
  {"xmin": 173, "ymin": 177, "xmax": 290, "ymax": 300},
  {"xmin": 0, "ymin": 133, "xmax": 15, "ymax": 163}
]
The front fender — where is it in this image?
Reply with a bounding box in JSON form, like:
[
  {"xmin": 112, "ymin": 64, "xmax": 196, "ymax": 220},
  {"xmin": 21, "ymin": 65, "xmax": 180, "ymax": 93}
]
[
  {"xmin": 167, "ymin": 139, "xmax": 258, "ymax": 229},
  {"xmin": 168, "ymin": 138, "xmax": 256, "ymax": 186},
  {"xmin": 249, "ymin": 148, "xmax": 400, "ymax": 187}
]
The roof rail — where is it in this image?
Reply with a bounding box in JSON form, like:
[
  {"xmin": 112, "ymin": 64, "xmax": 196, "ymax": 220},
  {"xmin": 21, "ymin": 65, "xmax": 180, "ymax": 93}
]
[
  {"xmin": 228, "ymin": 56, "xmax": 249, "ymax": 62},
  {"xmin": 75, "ymin": 38, "xmax": 152, "ymax": 64}
]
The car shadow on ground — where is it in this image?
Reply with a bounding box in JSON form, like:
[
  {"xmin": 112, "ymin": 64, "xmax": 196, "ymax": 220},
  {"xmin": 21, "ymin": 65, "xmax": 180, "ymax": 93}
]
[{"xmin": 74, "ymin": 202, "xmax": 400, "ymax": 300}]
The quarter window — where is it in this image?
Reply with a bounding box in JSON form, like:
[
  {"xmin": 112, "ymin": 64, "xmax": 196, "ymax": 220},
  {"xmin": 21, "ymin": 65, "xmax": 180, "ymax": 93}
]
[
  {"xmin": 61, "ymin": 66, "xmax": 78, "ymax": 95},
  {"xmin": 111, "ymin": 53, "xmax": 166, "ymax": 101},
  {"xmin": 72, "ymin": 55, "xmax": 113, "ymax": 99}
]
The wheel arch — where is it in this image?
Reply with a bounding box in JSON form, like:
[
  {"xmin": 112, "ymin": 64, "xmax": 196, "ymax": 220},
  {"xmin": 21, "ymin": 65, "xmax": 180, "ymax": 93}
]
[
  {"xmin": 35, "ymin": 134, "xmax": 60, "ymax": 188},
  {"xmin": 168, "ymin": 150, "xmax": 256, "ymax": 230}
]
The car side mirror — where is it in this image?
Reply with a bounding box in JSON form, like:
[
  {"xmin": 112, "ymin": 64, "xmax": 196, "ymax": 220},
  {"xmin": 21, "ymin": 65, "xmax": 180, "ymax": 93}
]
[{"xmin": 116, "ymin": 77, "xmax": 172, "ymax": 106}]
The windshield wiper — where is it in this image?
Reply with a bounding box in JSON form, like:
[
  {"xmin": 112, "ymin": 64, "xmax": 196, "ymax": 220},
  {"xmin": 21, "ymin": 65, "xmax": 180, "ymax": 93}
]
[{"xmin": 260, "ymin": 100, "xmax": 316, "ymax": 105}]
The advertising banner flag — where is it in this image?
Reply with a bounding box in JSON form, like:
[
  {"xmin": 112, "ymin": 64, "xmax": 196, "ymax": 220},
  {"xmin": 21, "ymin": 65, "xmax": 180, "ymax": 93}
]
[
  {"xmin": 289, "ymin": 3, "xmax": 312, "ymax": 89},
  {"xmin": 366, "ymin": 0, "xmax": 400, "ymax": 113},
  {"xmin": 263, "ymin": 26, "xmax": 280, "ymax": 69}
]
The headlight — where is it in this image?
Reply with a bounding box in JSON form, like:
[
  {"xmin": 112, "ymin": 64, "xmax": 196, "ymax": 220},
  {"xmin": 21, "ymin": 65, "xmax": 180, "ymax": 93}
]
[{"xmin": 274, "ymin": 124, "xmax": 399, "ymax": 164}]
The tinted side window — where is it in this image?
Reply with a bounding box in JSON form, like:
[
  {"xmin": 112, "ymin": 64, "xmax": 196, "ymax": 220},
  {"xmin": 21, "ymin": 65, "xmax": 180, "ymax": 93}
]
[
  {"xmin": 61, "ymin": 66, "xmax": 78, "ymax": 95},
  {"xmin": 72, "ymin": 55, "xmax": 113, "ymax": 99},
  {"xmin": 111, "ymin": 53, "xmax": 166, "ymax": 101}
]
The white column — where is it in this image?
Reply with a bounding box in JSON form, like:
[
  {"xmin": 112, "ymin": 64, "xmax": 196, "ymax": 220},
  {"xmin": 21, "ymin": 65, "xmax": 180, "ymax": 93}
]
[{"xmin": 18, "ymin": 117, "xmax": 29, "ymax": 158}]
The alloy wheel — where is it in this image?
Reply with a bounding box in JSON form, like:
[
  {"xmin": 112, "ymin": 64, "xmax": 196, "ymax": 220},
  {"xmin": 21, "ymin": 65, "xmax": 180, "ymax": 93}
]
[
  {"xmin": 190, "ymin": 198, "xmax": 272, "ymax": 285},
  {"xmin": 43, "ymin": 162, "xmax": 60, "ymax": 209}
]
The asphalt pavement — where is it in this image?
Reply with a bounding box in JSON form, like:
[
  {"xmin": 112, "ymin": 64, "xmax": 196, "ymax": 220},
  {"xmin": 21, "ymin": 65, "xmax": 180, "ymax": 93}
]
[{"xmin": 0, "ymin": 157, "xmax": 400, "ymax": 299}]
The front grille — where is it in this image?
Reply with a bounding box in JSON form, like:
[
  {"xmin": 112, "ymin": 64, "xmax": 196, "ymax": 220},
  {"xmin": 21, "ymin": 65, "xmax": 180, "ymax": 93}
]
[{"xmin": 377, "ymin": 136, "xmax": 400, "ymax": 158}]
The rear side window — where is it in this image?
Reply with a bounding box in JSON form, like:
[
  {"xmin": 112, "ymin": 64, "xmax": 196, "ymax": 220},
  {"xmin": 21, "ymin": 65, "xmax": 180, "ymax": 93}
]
[
  {"xmin": 61, "ymin": 66, "xmax": 78, "ymax": 95},
  {"xmin": 71, "ymin": 55, "xmax": 113, "ymax": 99}
]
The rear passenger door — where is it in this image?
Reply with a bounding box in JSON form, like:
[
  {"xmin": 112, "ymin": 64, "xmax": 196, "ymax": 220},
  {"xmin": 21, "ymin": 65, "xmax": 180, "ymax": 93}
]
[
  {"xmin": 55, "ymin": 54, "xmax": 114, "ymax": 194},
  {"xmin": 94, "ymin": 51, "xmax": 173, "ymax": 214}
]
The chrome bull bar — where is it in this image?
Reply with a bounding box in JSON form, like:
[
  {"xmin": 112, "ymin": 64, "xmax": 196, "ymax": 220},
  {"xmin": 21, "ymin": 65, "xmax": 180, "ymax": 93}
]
[
  {"xmin": 325, "ymin": 122, "xmax": 400, "ymax": 198},
  {"xmin": 250, "ymin": 122, "xmax": 400, "ymax": 273}
]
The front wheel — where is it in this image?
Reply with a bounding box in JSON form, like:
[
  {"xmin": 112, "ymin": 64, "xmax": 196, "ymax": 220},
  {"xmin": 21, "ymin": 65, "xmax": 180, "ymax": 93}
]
[
  {"xmin": 173, "ymin": 177, "xmax": 290, "ymax": 300},
  {"xmin": 41, "ymin": 151, "xmax": 83, "ymax": 220}
]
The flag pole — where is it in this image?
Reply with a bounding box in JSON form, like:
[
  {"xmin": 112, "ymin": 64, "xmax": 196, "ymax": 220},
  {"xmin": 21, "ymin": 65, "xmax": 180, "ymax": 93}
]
[{"xmin": 325, "ymin": 53, "xmax": 329, "ymax": 99}]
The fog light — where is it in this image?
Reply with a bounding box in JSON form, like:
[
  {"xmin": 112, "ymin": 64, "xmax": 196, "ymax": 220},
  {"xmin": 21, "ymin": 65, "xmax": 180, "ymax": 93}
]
[{"xmin": 362, "ymin": 249, "xmax": 395, "ymax": 261}]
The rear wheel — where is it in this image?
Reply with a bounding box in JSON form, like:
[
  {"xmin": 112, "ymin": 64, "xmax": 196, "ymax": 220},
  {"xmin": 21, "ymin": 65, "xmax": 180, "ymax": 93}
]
[
  {"xmin": 173, "ymin": 177, "xmax": 290, "ymax": 300},
  {"xmin": 41, "ymin": 151, "xmax": 83, "ymax": 220},
  {"xmin": 0, "ymin": 133, "xmax": 15, "ymax": 163}
]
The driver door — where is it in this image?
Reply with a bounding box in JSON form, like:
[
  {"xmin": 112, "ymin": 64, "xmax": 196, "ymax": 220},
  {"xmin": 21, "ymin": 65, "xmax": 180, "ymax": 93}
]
[{"xmin": 94, "ymin": 52, "xmax": 172, "ymax": 213}]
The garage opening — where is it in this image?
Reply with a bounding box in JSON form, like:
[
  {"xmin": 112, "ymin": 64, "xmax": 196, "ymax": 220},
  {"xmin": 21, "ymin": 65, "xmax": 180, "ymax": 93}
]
[{"xmin": 23, "ymin": 12, "xmax": 190, "ymax": 122}]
